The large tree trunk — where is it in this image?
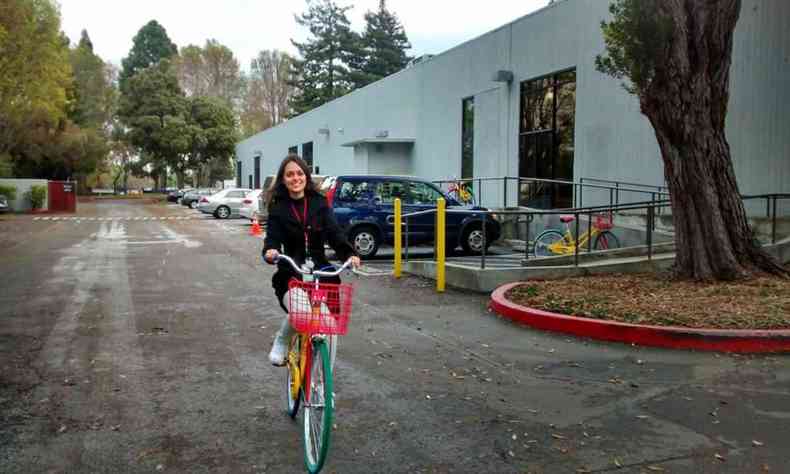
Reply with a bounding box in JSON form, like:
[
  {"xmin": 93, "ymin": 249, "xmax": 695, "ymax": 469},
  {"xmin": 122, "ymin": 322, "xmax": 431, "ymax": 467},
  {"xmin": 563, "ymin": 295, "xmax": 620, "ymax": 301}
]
[{"xmin": 640, "ymin": 0, "xmax": 785, "ymax": 280}]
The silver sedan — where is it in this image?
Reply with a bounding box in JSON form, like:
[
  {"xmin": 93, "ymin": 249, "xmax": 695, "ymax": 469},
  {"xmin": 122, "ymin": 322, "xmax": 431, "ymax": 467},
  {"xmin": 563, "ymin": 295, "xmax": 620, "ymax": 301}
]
[{"xmin": 197, "ymin": 188, "xmax": 252, "ymax": 219}]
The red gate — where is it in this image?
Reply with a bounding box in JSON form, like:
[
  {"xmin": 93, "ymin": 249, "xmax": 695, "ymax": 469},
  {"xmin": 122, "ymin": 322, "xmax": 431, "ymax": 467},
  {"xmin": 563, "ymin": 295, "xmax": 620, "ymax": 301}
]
[{"xmin": 48, "ymin": 181, "xmax": 77, "ymax": 213}]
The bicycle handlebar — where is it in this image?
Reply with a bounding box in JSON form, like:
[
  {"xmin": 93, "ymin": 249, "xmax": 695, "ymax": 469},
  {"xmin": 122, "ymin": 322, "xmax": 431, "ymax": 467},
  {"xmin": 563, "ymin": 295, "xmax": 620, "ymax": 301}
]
[{"xmin": 272, "ymin": 254, "xmax": 355, "ymax": 277}]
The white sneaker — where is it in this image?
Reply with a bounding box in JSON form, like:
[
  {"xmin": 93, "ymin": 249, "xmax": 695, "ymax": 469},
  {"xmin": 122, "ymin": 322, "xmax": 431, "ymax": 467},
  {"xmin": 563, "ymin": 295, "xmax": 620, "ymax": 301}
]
[{"xmin": 269, "ymin": 334, "xmax": 287, "ymax": 366}]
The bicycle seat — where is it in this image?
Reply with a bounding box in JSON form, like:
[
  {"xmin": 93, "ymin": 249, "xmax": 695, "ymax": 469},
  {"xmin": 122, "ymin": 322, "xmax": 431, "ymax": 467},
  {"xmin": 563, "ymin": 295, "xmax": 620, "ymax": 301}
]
[{"xmin": 559, "ymin": 215, "xmax": 576, "ymax": 223}]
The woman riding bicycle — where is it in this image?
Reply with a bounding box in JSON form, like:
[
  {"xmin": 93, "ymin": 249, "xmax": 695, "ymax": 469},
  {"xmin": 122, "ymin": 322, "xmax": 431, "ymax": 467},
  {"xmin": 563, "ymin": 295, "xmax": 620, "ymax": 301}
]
[{"xmin": 262, "ymin": 154, "xmax": 361, "ymax": 366}]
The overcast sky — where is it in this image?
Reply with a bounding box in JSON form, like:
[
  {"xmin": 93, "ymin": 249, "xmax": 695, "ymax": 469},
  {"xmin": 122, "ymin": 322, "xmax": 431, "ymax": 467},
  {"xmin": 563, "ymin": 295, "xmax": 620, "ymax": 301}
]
[{"xmin": 57, "ymin": 0, "xmax": 550, "ymax": 71}]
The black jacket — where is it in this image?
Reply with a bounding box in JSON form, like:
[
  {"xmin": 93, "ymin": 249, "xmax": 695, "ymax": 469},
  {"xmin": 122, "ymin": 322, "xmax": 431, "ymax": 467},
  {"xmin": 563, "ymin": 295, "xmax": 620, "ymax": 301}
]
[{"xmin": 263, "ymin": 191, "xmax": 355, "ymax": 301}]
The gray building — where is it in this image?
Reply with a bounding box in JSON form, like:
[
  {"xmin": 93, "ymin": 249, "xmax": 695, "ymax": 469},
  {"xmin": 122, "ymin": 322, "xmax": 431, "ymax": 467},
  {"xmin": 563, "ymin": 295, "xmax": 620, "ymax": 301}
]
[{"xmin": 235, "ymin": 0, "xmax": 789, "ymax": 209}]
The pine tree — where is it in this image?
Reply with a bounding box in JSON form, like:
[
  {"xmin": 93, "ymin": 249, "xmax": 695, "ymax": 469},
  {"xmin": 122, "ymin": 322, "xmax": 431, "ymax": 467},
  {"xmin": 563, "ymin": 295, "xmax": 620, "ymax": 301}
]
[
  {"xmin": 351, "ymin": 0, "xmax": 412, "ymax": 88},
  {"xmin": 289, "ymin": 0, "xmax": 358, "ymax": 116},
  {"xmin": 119, "ymin": 20, "xmax": 178, "ymax": 91}
]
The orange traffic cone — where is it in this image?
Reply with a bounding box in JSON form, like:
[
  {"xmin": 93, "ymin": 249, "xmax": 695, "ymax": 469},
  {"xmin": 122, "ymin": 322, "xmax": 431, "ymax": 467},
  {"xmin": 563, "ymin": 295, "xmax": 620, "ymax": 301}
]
[{"xmin": 250, "ymin": 219, "xmax": 263, "ymax": 236}]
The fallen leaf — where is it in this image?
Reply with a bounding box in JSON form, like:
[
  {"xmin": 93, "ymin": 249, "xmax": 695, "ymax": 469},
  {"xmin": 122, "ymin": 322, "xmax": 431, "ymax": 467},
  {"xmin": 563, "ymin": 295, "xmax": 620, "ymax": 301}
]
[
  {"xmin": 715, "ymin": 453, "xmax": 726, "ymax": 462},
  {"xmin": 551, "ymin": 433, "xmax": 566, "ymax": 440},
  {"xmin": 614, "ymin": 457, "xmax": 623, "ymax": 468},
  {"xmin": 753, "ymin": 440, "xmax": 764, "ymax": 447},
  {"xmin": 646, "ymin": 466, "xmax": 665, "ymax": 472}
]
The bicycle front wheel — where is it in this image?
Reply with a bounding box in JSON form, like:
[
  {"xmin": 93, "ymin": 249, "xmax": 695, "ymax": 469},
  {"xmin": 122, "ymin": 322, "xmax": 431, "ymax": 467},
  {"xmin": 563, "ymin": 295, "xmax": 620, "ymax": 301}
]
[
  {"xmin": 533, "ymin": 229, "xmax": 565, "ymax": 256},
  {"xmin": 285, "ymin": 334, "xmax": 302, "ymax": 419},
  {"xmin": 593, "ymin": 231, "xmax": 620, "ymax": 251},
  {"xmin": 303, "ymin": 339, "xmax": 334, "ymax": 473}
]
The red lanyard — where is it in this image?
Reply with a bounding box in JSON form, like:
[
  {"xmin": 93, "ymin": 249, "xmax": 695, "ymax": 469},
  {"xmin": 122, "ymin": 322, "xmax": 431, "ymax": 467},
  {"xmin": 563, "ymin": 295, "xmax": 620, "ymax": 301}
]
[{"xmin": 290, "ymin": 196, "xmax": 309, "ymax": 253}]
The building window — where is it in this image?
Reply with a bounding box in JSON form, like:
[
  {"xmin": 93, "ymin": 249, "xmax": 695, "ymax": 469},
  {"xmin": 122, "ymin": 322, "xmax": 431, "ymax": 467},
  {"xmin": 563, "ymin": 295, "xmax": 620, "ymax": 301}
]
[
  {"xmin": 302, "ymin": 142, "xmax": 314, "ymax": 172},
  {"xmin": 461, "ymin": 97, "xmax": 474, "ymax": 179},
  {"xmin": 288, "ymin": 145, "xmax": 298, "ymax": 155},
  {"xmin": 236, "ymin": 161, "xmax": 242, "ymax": 188},
  {"xmin": 518, "ymin": 69, "xmax": 576, "ymax": 208},
  {"xmin": 248, "ymin": 174, "xmax": 253, "ymax": 189},
  {"xmin": 254, "ymin": 155, "xmax": 261, "ymax": 189}
]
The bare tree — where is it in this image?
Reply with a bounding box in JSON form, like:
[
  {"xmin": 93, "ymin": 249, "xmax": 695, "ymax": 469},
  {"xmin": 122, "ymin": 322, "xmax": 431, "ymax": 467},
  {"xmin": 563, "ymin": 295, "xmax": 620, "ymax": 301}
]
[
  {"xmin": 240, "ymin": 50, "xmax": 295, "ymax": 137},
  {"xmin": 173, "ymin": 40, "xmax": 242, "ymax": 108}
]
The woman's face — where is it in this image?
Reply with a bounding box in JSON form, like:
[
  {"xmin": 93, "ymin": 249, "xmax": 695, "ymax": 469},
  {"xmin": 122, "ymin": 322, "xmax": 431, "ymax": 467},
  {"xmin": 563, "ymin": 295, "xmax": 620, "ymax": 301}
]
[{"xmin": 283, "ymin": 161, "xmax": 306, "ymax": 197}]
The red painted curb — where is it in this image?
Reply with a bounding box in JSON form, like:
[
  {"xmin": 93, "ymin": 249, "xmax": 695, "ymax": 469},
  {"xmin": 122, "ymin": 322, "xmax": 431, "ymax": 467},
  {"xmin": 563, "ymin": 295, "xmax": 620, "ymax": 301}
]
[{"xmin": 490, "ymin": 282, "xmax": 790, "ymax": 353}]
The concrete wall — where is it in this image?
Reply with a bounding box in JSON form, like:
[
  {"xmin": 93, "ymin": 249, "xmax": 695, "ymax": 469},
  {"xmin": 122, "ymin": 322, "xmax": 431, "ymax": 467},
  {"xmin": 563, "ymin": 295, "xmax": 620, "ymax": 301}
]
[
  {"xmin": 236, "ymin": 0, "xmax": 789, "ymax": 209},
  {"xmin": 0, "ymin": 179, "xmax": 49, "ymax": 212},
  {"xmin": 368, "ymin": 143, "xmax": 413, "ymax": 175}
]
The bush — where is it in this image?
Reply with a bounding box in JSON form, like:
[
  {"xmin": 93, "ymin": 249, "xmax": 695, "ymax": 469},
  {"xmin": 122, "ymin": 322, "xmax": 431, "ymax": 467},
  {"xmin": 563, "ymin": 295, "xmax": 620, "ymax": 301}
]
[
  {"xmin": 27, "ymin": 185, "xmax": 47, "ymax": 209},
  {"xmin": 0, "ymin": 184, "xmax": 17, "ymax": 201}
]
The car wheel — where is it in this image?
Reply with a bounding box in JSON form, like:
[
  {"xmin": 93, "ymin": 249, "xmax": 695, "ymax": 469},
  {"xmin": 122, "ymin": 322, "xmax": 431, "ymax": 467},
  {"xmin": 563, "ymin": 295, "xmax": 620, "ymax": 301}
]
[
  {"xmin": 349, "ymin": 227, "xmax": 380, "ymax": 259},
  {"xmin": 215, "ymin": 205, "xmax": 230, "ymax": 219},
  {"xmin": 461, "ymin": 224, "xmax": 490, "ymax": 254},
  {"xmin": 189, "ymin": 200, "xmax": 198, "ymax": 209}
]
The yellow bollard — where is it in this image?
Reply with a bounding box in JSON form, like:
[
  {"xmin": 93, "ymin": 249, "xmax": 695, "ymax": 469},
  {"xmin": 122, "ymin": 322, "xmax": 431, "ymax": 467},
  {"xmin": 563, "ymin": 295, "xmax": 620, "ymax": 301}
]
[
  {"xmin": 394, "ymin": 198, "xmax": 402, "ymax": 278},
  {"xmin": 436, "ymin": 198, "xmax": 446, "ymax": 292}
]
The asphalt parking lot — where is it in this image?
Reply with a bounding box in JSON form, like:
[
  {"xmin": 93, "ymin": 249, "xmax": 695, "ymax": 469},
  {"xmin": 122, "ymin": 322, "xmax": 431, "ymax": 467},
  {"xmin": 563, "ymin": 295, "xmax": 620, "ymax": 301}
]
[{"xmin": 1, "ymin": 199, "xmax": 789, "ymax": 473}]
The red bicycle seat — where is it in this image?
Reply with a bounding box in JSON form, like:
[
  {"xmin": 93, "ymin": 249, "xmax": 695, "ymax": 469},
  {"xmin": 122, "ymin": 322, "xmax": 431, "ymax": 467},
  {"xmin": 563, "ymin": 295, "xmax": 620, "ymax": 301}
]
[{"xmin": 559, "ymin": 215, "xmax": 575, "ymax": 223}]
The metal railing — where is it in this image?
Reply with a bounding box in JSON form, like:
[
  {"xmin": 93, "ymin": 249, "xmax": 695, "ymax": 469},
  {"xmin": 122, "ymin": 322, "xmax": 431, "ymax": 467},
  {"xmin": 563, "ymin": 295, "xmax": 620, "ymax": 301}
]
[
  {"xmin": 742, "ymin": 193, "xmax": 790, "ymax": 244},
  {"xmin": 390, "ymin": 192, "xmax": 789, "ymax": 277},
  {"xmin": 432, "ymin": 176, "xmax": 671, "ymax": 210},
  {"xmin": 392, "ymin": 197, "xmax": 672, "ymax": 270}
]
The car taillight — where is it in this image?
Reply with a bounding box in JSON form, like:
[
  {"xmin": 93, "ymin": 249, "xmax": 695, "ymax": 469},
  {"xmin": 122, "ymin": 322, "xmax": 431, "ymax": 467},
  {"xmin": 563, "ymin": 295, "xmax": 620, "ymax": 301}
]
[
  {"xmin": 242, "ymin": 199, "xmax": 253, "ymax": 205},
  {"xmin": 199, "ymin": 197, "xmax": 208, "ymax": 203},
  {"xmin": 326, "ymin": 181, "xmax": 337, "ymax": 206}
]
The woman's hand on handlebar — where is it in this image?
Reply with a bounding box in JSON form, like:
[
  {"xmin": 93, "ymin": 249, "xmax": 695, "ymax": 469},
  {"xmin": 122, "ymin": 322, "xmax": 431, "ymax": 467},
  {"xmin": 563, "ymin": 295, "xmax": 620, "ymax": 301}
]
[
  {"xmin": 264, "ymin": 249, "xmax": 280, "ymax": 264},
  {"xmin": 349, "ymin": 256, "xmax": 361, "ymax": 269}
]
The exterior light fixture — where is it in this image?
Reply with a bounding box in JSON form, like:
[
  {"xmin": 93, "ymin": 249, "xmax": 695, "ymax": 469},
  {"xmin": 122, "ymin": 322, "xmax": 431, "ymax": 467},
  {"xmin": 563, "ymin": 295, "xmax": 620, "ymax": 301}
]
[
  {"xmin": 492, "ymin": 70, "xmax": 514, "ymax": 83},
  {"xmin": 318, "ymin": 128, "xmax": 330, "ymax": 135}
]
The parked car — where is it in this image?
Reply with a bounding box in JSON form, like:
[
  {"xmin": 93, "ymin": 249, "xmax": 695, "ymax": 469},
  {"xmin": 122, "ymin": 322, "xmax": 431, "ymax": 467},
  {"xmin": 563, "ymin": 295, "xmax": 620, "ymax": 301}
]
[
  {"xmin": 0, "ymin": 194, "xmax": 9, "ymax": 213},
  {"xmin": 170, "ymin": 188, "xmax": 195, "ymax": 203},
  {"xmin": 255, "ymin": 175, "xmax": 326, "ymax": 224},
  {"xmin": 181, "ymin": 188, "xmax": 216, "ymax": 209},
  {"xmin": 197, "ymin": 188, "xmax": 252, "ymax": 219},
  {"xmin": 320, "ymin": 175, "xmax": 501, "ymax": 258},
  {"xmin": 239, "ymin": 189, "xmax": 263, "ymax": 222}
]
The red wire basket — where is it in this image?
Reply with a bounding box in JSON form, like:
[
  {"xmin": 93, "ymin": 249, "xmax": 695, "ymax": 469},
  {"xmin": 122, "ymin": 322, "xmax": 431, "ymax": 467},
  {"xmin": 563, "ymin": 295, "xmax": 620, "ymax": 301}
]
[
  {"xmin": 594, "ymin": 212, "xmax": 614, "ymax": 230},
  {"xmin": 287, "ymin": 279, "xmax": 354, "ymax": 335}
]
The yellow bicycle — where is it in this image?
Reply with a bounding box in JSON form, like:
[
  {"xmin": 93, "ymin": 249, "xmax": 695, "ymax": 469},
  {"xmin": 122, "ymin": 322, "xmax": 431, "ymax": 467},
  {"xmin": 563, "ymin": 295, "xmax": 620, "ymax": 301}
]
[
  {"xmin": 447, "ymin": 180, "xmax": 475, "ymax": 204},
  {"xmin": 533, "ymin": 213, "xmax": 620, "ymax": 256},
  {"xmin": 276, "ymin": 254, "xmax": 355, "ymax": 474}
]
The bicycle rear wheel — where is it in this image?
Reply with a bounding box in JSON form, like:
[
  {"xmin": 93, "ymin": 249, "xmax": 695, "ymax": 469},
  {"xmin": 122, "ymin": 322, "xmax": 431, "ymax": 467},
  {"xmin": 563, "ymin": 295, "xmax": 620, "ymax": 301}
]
[
  {"xmin": 285, "ymin": 334, "xmax": 302, "ymax": 419},
  {"xmin": 533, "ymin": 229, "xmax": 565, "ymax": 256},
  {"xmin": 303, "ymin": 339, "xmax": 333, "ymax": 473},
  {"xmin": 594, "ymin": 231, "xmax": 620, "ymax": 251}
]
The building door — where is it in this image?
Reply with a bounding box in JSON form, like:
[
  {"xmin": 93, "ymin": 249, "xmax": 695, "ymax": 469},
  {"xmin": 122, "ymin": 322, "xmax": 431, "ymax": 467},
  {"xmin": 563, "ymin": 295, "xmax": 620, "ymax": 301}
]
[
  {"xmin": 518, "ymin": 69, "xmax": 576, "ymax": 208},
  {"xmin": 254, "ymin": 156, "xmax": 261, "ymax": 189}
]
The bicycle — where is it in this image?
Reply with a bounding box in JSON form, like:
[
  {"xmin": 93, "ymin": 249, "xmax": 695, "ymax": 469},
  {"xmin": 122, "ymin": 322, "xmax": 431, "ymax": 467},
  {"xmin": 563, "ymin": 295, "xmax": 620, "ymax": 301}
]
[
  {"xmin": 447, "ymin": 180, "xmax": 475, "ymax": 205},
  {"xmin": 533, "ymin": 213, "xmax": 620, "ymax": 256},
  {"xmin": 273, "ymin": 254, "xmax": 355, "ymax": 474}
]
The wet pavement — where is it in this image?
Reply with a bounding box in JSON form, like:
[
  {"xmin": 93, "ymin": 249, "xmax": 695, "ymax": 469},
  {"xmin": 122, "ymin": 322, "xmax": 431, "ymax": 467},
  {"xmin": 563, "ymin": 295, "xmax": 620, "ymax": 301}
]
[{"xmin": 1, "ymin": 199, "xmax": 789, "ymax": 473}]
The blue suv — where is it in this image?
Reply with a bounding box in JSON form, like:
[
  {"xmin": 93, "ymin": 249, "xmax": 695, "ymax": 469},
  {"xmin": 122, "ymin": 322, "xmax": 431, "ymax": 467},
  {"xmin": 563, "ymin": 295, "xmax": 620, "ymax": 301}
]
[{"xmin": 321, "ymin": 175, "xmax": 501, "ymax": 259}]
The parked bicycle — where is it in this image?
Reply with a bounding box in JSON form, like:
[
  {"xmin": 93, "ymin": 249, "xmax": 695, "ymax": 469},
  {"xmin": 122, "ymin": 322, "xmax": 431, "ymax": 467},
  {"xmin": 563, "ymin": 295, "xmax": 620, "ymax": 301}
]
[
  {"xmin": 447, "ymin": 180, "xmax": 475, "ymax": 205},
  {"xmin": 533, "ymin": 213, "xmax": 620, "ymax": 256},
  {"xmin": 273, "ymin": 254, "xmax": 355, "ymax": 474}
]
